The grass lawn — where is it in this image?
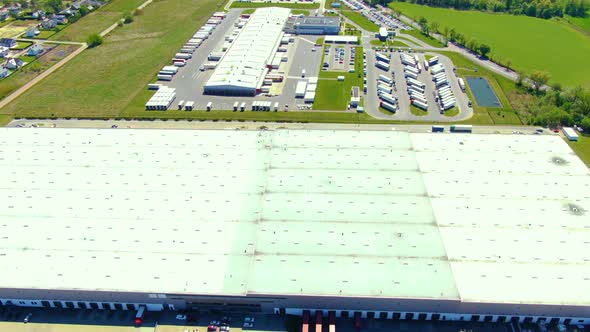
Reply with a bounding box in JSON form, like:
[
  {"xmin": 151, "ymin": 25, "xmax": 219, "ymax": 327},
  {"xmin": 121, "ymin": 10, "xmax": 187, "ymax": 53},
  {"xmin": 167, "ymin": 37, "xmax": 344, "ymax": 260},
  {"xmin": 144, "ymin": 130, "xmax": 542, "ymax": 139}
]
[
  {"xmin": 314, "ymin": 46, "xmax": 363, "ymax": 110},
  {"xmin": 291, "ymin": 9, "xmax": 310, "ymax": 15},
  {"xmin": 392, "ymin": 40, "xmax": 409, "ymax": 47},
  {"xmin": 50, "ymin": 0, "xmax": 146, "ymax": 41},
  {"xmin": 443, "ymin": 107, "xmax": 459, "ymax": 117},
  {"xmin": 566, "ymin": 134, "xmax": 590, "ymax": 167},
  {"xmin": 1, "ymin": 0, "xmax": 225, "ymax": 118},
  {"xmin": 437, "ymin": 51, "xmax": 522, "ymax": 125},
  {"xmin": 339, "ymin": 7, "xmax": 379, "ymax": 32},
  {"xmin": 28, "ymin": 30, "xmax": 56, "ymax": 39},
  {"xmin": 410, "ymin": 105, "xmax": 427, "ymax": 116},
  {"xmin": 13, "ymin": 41, "xmax": 33, "ymax": 50},
  {"xmin": 242, "ymin": 8, "xmax": 255, "ymax": 14},
  {"xmin": 390, "ymin": 2, "xmax": 590, "ymax": 87},
  {"xmin": 229, "ymin": 2, "xmax": 319, "ymax": 9},
  {"xmin": 0, "ymin": 115, "xmax": 12, "ymax": 126},
  {"xmin": 0, "ymin": 44, "xmax": 79, "ymax": 102},
  {"xmin": 563, "ymin": 13, "xmax": 590, "ymax": 34},
  {"xmin": 401, "ymin": 28, "xmax": 445, "ymax": 48}
]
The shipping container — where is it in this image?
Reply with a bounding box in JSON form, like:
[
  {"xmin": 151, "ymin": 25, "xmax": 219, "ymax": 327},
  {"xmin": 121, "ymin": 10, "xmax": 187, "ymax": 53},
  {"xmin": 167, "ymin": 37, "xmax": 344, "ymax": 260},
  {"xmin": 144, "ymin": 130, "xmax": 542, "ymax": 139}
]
[
  {"xmin": 412, "ymin": 99, "xmax": 428, "ymax": 110},
  {"xmin": 406, "ymin": 78, "xmax": 425, "ymax": 88},
  {"xmin": 378, "ymin": 74, "xmax": 393, "ymax": 85},
  {"xmin": 157, "ymin": 74, "xmax": 173, "ymax": 81},
  {"xmin": 175, "ymin": 53, "xmax": 191, "ymax": 59},
  {"xmin": 432, "ymin": 125, "xmax": 444, "ymax": 132},
  {"xmin": 563, "ymin": 127, "xmax": 579, "ymax": 141},
  {"xmin": 458, "ymin": 78, "xmax": 466, "ymax": 92},
  {"xmin": 404, "ymin": 71, "xmax": 418, "ymax": 80},
  {"xmin": 381, "ymin": 101, "xmax": 397, "ymax": 112},
  {"xmin": 375, "ymin": 61, "xmax": 390, "ymax": 71},
  {"xmin": 450, "ymin": 124, "xmax": 473, "ymax": 133}
]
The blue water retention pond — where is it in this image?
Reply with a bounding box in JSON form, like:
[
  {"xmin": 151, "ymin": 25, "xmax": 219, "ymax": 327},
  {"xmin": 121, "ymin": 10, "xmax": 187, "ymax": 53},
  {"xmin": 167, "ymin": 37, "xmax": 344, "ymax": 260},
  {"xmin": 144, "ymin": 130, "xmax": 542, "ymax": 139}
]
[{"xmin": 466, "ymin": 77, "xmax": 501, "ymax": 107}]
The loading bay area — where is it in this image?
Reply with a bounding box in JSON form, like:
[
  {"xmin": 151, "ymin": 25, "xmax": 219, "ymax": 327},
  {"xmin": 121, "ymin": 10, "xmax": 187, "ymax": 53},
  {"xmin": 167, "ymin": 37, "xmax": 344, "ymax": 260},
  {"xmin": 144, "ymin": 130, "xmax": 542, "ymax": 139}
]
[{"xmin": 159, "ymin": 9, "xmax": 322, "ymax": 112}]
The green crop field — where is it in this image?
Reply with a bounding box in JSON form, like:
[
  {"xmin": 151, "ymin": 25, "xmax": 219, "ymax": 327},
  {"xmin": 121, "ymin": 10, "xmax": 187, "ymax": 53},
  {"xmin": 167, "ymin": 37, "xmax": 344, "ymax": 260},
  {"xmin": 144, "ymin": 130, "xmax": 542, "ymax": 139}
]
[
  {"xmin": 50, "ymin": 0, "xmax": 146, "ymax": 41},
  {"xmin": 564, "ymin": 14, "xmax": 590, "ymax": 34},
  {"xmin": 390, "ymin": 2, "xmax": 590, "ymax": 87},
  {"xmin": 1, "ymin": 0, "xmax": 224, "ymax": 118},
  {"xmin": 400, "ymin": 28, "xmax": 445, "ymax": 48},
  {"xmin": 229, "ymin": 2, "xmax": 319, "ymax": 9},
  {"xmin": 340, "ymin": 7, "xmax": 379, "ymax": 32}
]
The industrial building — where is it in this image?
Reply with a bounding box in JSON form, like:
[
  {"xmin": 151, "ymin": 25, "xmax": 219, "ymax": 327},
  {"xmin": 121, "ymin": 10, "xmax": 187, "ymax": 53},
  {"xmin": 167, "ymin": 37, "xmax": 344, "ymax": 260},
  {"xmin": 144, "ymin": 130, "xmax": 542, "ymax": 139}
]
[
  {"xmin": 203, "ymin": 7, "xmax": 290, "ymax": 96},
  {"xmin": 284, "ymin": 16, "xmax": 340, "ymax": 35},
  {"xmin": 0, "ymin": 128, "xmax": 589, "ymax": 325}
]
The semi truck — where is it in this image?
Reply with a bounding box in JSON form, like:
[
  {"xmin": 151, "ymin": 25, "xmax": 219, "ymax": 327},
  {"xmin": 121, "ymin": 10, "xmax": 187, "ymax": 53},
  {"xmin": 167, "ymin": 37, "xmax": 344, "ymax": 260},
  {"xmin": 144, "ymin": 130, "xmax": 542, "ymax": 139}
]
[
  {"xmin": 375, "ymin": 61, "xmax": 390, "ymax": 71},
  {"xmin": 380, "ymin": 93, "xmax": 397, "ymax": 105},
  {"xmin": 450, "ymin": 124, "xmax": 473, "ymax": 133},
  {"xmin": 404, "ymin": 71, "xmax": 418, "ymax": 80},
  {"xmin": 378, "ymin": 74, "xmax": 393, "ymax": 85},
  {"xmin": 458, "ymin": 78, "xmax": 466, "ymax": 92},
  {"xmin": 412, "ymin": 99, "xmax": 428, "ymax": 110},
  {"xmin": 428, "ymin": 56, "xmax": 439, "ymax": 65},
  {"xmin": 376, "ymin": 52, "xmax": 390, "ymax": 63},
  {"xmin": 406, "ymin": 78, "xmax": 425, "ymax": 88}
]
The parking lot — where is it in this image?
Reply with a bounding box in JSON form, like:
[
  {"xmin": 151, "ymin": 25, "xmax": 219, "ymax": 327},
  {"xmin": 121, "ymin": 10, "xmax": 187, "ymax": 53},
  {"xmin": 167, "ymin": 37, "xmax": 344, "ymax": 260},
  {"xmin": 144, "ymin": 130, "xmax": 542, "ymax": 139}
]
[{"xmin": 156, "ymin": 9, "xmax": 323, "ymax": 112}]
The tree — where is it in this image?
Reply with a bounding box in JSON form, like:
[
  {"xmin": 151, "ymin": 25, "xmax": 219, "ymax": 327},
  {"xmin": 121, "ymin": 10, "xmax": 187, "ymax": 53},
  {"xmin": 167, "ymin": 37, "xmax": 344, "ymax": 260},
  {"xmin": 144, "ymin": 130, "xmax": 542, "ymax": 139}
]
[
  {"xmin": 430, "ymin": 21, "xmax": 439, "ymax": 34},
  {"xmin": 87, "ymin": 33, "xmax": 103, "ymax": 48},
  {"xmin": 505, "ymin": 59, "xmax": 512, "ymax": 71},
  {"xmin": 529, "ymin": 70, "xmax": 551, "ymax": 92},
  {"xmin": 123, "ymin": 11, "xmax": 133, "ymax": 23},
  {"xmin": 581, "ymin": 117, "xmax": 590, "ymax": 131},
  {"xmin": 478, "ymin": 43, "xmax": 491, "ymax": 58},
  {"xmin": 46, "ymin": 0, "xmax": 62, "ymax": 13},
  {"xmin": 79, "ymin": 5, "xmax": 89, "ymax": 16}
]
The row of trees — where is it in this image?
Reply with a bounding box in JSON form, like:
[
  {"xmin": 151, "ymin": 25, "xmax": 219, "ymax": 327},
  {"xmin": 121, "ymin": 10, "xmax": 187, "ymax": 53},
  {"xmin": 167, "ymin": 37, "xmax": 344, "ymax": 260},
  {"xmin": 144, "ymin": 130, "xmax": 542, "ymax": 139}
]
[
  {"xmin": 416, "ymin": 17, "xmax": 493, "ymax": 57},
  {"xmin": 396, "ymin": 0, "xmax": 588, "ymax": 19}
]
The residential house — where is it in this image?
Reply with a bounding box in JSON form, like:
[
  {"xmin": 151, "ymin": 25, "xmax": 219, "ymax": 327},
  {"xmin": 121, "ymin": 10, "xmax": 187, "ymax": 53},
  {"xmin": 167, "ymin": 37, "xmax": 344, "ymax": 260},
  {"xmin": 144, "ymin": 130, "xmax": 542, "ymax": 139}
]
[
  {"xmin": 32, "ymin": 10, "xmax": 46, "ymax": 20},
  {"xmin": 27, "ymin": 44, "xmax": 44, "ymax": 56},
  {"xmin": 24, "ymin": 28, "xmax": 40, "ymax": 38},
  {"xmin": 0, "ymin": 9, "xmax": 9, "ymax": 22},
  {"xmin": 52, "ymin": 14, "xmax": 68, "ymax": 24},
  {"xmin": 5, "ymin": 58, "xmax": 24, "ymax": 70},
  {"xmin": 0, "ymin": 38, "xmax": 17, "ymax": 49},
  {"xmin": 0, "ymin": 46, "xmax": 10, "ymax": 58},
  {"xmin": 41, "ymin": 19, "xmax": 57, "ymax": 30},
  {"xmin": 0, "ymin": 68, "xmax": 10, "ymax": 79},
  {"xmin": 8, "ymin": 3, "xmax": 21, "ymax": 16}
]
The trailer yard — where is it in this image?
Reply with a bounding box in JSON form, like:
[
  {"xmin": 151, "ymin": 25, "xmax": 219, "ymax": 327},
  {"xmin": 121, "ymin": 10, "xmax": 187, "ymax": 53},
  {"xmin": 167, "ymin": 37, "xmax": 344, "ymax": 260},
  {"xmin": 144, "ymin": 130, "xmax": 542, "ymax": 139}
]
[{"xmin": 149, "ymin": 8, "xmax": 324, "ymax": 112}]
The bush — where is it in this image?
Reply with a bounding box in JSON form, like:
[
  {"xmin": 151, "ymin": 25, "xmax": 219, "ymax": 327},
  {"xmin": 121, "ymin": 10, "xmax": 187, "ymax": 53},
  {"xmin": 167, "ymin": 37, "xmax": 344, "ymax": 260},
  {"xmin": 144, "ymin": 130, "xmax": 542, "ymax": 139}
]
[
  {"xmin": 123, "ymin": 11, "xmax": 133, "ymax": 24},
  {"xmin": 86, "ymin": 33, "xmax": 103, "ymax": 48}
]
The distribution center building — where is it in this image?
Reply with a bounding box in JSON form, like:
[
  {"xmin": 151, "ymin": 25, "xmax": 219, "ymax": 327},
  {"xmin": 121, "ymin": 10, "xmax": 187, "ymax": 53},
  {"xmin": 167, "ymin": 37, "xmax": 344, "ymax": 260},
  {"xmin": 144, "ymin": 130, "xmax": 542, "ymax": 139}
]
[
  {"xmin": 0, "ymin": 128, "xmax": 589, "ymax": 325},
  {"xmin": 203, "ymin": 7, "xmax": 290, "ymax": 96},
  {"xmin": 284, "ymin": 16, "xmax": 340, "ymax": 35}
]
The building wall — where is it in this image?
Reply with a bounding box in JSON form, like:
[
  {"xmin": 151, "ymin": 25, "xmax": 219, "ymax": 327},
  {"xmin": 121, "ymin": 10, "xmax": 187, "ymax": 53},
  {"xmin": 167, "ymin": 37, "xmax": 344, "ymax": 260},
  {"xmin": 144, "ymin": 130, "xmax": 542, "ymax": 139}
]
[{"xmin": 0, "ymin": 288, "xmax": 589, "ymax": 324}]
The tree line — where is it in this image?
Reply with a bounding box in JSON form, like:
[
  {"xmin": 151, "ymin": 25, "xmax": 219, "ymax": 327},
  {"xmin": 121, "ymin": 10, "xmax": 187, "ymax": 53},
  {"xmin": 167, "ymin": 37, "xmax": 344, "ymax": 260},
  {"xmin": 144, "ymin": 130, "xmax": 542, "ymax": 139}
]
[{"xmin": 391, "ymin": 0, "xmax": 588, "ymax": 19}]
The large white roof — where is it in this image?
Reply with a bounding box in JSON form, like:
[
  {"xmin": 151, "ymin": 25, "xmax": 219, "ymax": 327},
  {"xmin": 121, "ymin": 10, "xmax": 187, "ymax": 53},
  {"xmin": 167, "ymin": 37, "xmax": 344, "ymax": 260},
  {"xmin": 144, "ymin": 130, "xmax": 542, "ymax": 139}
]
[
  {"xmin": 0, "ymin": 128, "xmax": 589, "ymax": 306},
  {"xmin": 205, "ymin": 7, "xmax": 290, "ymax": 91}
]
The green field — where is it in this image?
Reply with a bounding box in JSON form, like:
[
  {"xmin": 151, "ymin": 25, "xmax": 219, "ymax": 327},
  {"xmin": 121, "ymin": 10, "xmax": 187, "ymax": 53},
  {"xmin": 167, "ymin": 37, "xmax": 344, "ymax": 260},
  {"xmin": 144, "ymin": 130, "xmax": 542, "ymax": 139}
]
[
  {"xmin": 50, "ymin": 0, "xmax": 146, "ymax": 41},
  {"xmin": 443, "ymin": 107, "xmax": 459, "ymax": 117},
  {"xmin": 1, "ymin": 0, "xmax": 224, "ymax": 118},
  {"xmin": 410, "ymin": 105, "xmax": 427, "ymax": 116},
  {"xmin": 392, "ymin": 40, "xmax": 409, "ymax": 47},
  {"xmin": 0, "ymin": 44, "xmax": 79, "ymax": 101},
  {"xmin": 400, "ymin": 28, "xmax": 445, "ymax": 48},
  {"xmin": 567, "ymin": 134, "xmax": 590, "ymax": 166},
  {"xmin": 390, "ymin": 2, "xmax": 590, "ymax": 87},
  {"xmin": 340, "ymin": 7, "xmax": 379, "ymax": 32},
  {"xmin": 564, "ymin": 14, "xmax": 590, "ymax": 34},
  {"xmin": 229, "ymin": 2, "xmax": 319, "ymax": 9},
  {"xmin": 314, "ymin": 46, "xmax": 364, "ymax": 110}
]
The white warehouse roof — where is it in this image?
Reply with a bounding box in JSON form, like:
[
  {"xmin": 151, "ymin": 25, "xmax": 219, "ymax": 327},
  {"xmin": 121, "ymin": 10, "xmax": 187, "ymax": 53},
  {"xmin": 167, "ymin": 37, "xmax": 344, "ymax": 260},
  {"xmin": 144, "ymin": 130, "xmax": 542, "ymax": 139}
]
[
  {"xmin": 0, "ymin": 128, "xmax": 589, "ymax": 306},
  {"xmin": 204, "ymin": 7, "xmax": 290, "ymax": 94}
]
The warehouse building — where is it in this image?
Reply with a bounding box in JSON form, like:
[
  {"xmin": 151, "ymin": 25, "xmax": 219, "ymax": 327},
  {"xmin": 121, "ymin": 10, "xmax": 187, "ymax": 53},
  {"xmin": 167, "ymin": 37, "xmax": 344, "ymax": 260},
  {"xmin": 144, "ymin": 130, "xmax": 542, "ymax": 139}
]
[
  {"xmin": 0, "ymin": 128, "xmax": 589, "ymax": 325},
  {"xmin": 284, "ymin": 16, "xmax": 340, "ymax": 35},
  {"xmin": 203, "ymin": 7, "xmax": 290, "ymax": 96}
]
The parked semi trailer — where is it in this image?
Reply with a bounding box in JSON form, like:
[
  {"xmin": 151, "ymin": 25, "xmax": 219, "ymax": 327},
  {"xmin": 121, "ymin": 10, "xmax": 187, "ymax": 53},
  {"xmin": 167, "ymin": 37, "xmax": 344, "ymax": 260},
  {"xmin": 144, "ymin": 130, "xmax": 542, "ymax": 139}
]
[
  {"xmin": 450, "ymin": 124, "xmax": 473, "ymax": 133},
  {"xmin": 378, "ymin": 74, "xmax": 393, "ymax": 85},
  {"xmin": 381, "ymin": 101, "xmax": 397, "ymax": 112},
  {"xmin": 412, "ymin": 99, "xmax": 428, "ymax": 110}
]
